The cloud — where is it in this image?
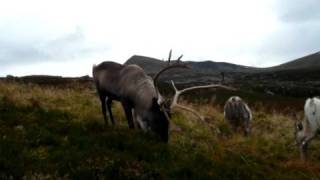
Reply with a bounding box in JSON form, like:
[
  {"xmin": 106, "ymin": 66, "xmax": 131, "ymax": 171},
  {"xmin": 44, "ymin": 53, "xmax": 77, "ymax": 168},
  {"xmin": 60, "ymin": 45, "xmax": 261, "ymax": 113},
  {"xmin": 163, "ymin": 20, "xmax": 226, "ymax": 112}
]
[
  {"xmin": 257, "ymin": 23, "xmax": 320, "ymax": 64},
  {"xmin": 274, "ymin": 0, "xmax": 320, "ymax": 23},
  {"xmin": 0, "ymin": 43, "xmax": 48, "ymax": 65},
  {"xmin": 0, "ymin": 26, "xmax": 108, "ymax": 69},
  {"xmin": 253, "ymin": 0, "xmax": 320, "ymax": 66},
  {"xmin": 1, "ymin": 0, "xmax": 319, "ymax": 76},
  {"xmin": 41, "ymin": 27, "xmax": 98, "ymax": 60}
]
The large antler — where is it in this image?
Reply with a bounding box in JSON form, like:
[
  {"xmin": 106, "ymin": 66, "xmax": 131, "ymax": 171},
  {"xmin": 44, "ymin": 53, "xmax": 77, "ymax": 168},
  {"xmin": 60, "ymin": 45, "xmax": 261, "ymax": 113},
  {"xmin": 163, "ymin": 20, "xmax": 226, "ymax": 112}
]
[
  {"xmin": 153, "ymin": 50, "xmax": 189, "ymax": 95},
  {"xmin": 170, "ymin": 81, "xmax": 237, "ymax": 121}
]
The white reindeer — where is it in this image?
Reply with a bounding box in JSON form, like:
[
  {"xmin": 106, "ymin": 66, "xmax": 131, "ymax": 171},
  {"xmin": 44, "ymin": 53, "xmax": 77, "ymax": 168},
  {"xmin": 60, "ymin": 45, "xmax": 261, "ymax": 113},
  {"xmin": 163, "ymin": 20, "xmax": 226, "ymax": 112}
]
[{"xmin": 295, "ymin": 97, "xmax": 320, "ymax": 160}]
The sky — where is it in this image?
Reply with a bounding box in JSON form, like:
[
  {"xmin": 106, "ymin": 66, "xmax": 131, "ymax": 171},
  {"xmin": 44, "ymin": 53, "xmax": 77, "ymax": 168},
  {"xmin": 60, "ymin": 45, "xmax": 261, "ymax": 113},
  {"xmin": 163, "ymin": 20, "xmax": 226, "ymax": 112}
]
[{"xmin": 0, "ymin": 0, "xmax": 319, "ymax": 77}]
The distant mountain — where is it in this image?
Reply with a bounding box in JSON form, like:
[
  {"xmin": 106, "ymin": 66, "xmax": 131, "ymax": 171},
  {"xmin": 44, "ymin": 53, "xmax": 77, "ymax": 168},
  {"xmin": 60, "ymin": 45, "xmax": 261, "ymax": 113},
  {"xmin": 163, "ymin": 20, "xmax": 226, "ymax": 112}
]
[
  {"xmin": 125, "ymin": 52, "xmax": 320, "ymax": 97},
  {"xmin": 186, "ymin": 61, "xmax": 258, "ymax": 73},
  {"xmin": 125, "ymin": 55, "xmax": 258, "ymax": 74},
  {"xmin": 2, "ymin": 51, "xmax": 318, "ymax": 97},
  {"xmin": 125, "ymin": 55, "xmax": 165, "ymax": 74},
  {"xmin": 265, "ymin": 51, "xmax": 320, "ymax": 71},
  {"xmin": 125, "ymin": 51, "xmax": 320, "ymax": 76}
]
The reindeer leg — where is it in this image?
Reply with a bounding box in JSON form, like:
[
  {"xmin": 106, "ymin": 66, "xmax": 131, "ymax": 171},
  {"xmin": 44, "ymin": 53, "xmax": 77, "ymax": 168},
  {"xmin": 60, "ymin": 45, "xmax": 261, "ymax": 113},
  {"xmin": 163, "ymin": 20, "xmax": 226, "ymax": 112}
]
[
  {"xmin": 99, "ymin": 94, "xmax": 108, "ymax": 125},
  {"xmin": 300, "ymin": 135, "xmax": 315, "ymax": 161},
  {"xmin": 244, "ymin": 120, "xmax": 251, "ymax": 136},
  {"xmin": 132, "ymin": 109, "xmax": 141, "ymax": 129},
  {"xmin": 106, "ymin": 97, "xmax": 116, "ymax": 125},
  {"xmin": 122, "ymin": 102, "xmax": 135, "ymax": 129},
  {"xmin": 300, "ymin": 141, "xmax": 308, "ymax": 161}
]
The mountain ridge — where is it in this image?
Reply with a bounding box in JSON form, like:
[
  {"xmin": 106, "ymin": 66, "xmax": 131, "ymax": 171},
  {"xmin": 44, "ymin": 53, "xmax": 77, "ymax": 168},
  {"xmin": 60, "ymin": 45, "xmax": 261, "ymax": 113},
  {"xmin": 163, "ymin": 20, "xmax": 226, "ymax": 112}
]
[
  {"xmin": 124, "ymin": 51, "xmax": 320, "ymax": 97},
  {"xmin": 125, "ymin": 51, "xmax": 320, "ymax": 74}
]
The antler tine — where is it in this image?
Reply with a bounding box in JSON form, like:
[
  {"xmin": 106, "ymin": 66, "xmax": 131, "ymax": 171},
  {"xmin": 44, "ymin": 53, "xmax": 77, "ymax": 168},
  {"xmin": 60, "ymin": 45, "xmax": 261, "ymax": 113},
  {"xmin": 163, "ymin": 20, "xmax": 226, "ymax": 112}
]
[
  {"xmin": 170, "ymin": 81, "xmax": 237, "ymax": 122},
  {"xmin": 168, "ymin": 49, "xmax": 172, "ymax": 63},
  {"xmin": 171, "ymin": 81, "xmax": 205, "ymax": 121},
  {"xmin": 153, "ymin": 51, "xmax": 189, "ymax": 92},
  {"xmin": 171, "ymin": 80, "xmax": 178, "ymax": 92},
  {"xmin": 178, "ymin": 84, "xmax": 237, "ymax": 93},
  {"xmin": 177, "ymin": 54, "xmax": 183, "ymax": 62}
]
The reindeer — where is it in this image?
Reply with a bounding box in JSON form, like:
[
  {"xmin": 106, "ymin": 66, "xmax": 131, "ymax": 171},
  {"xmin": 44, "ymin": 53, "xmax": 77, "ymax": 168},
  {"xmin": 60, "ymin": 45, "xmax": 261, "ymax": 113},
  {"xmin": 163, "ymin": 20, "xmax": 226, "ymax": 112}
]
[
  {"xmin": 224, "ymin": 96, "xmax": 252, "ymax": 135},
  {"xmin": 93, "ymin": 50, "xmax": 236, "ymax": 142},
  {"xmin": 92, "ymin": 51, "xmax": 188, "ymax": 141},
  {"xmin": 92, "ymin": 61, "xmax": 123, "ymax": 126},
  {"xmin": 294, "ymin": 97, "xmax": 320, "ymax": 160}
]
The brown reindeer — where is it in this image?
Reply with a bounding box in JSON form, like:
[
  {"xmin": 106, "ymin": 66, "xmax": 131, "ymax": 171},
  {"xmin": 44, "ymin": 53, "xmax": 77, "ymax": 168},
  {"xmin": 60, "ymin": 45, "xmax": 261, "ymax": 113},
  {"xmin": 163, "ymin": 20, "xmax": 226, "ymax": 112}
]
[
  {"xmin": 93, "ymin": 51, "xmax": 236, "ymax": 142},
  {"xmin": 92, "ymin": 51, "xmax": 187, "ymax": 142}
]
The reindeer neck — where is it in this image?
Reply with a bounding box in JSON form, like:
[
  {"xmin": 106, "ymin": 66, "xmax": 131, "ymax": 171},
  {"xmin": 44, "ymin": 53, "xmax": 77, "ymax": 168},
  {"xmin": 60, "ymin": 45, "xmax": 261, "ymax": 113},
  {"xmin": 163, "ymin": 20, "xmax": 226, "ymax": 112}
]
[{"xmin": 134, "ymin": 77, "xmax": 157, "ymax": 109}]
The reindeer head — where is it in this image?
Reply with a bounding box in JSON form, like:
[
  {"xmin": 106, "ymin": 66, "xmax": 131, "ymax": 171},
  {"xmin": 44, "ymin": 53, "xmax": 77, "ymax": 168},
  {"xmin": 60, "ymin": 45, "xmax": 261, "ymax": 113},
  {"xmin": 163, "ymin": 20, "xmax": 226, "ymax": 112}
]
[
  {"xmin": 133, "ymin": 96, "xmax": 170, "ymax": 142},
  {"xmin": 149, "ymin": 97, "xmax": 170, "ymax": 142},
  {"xmin": 146, "ymin": 50, "xmax": 236, "ymax": 142},
  {"xmin": 146, "ymin": 50, "xmax": 187, "ymax": 142},
  {"xmin": 294, "ymin": 121, "xmax": 305, "ymax": 147},
  {"xmin": 291, "ymin": 111, "xmax": 305, "ymax": 147}
]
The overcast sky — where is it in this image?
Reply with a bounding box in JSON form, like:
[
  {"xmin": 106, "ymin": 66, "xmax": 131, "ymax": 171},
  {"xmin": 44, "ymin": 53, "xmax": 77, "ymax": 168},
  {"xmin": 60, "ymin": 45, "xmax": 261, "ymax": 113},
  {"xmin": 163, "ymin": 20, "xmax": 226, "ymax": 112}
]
[{"xmin": 0, "ymin": 0, "xmax": 319, "ymax": 76}]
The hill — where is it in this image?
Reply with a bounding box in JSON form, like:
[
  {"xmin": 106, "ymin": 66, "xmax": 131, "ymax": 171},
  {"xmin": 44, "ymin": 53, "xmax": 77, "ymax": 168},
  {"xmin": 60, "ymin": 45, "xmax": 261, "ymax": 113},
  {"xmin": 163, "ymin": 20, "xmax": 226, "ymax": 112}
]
[
  {"xmin": 125, "ymin": 52, "xmax": 320, "ymax": 97},
  {"xmin": 125, "ymin": 55, "xmax": 260, "ymax": 85},
  {"xmin": 1, "ymin": 51, "xmax": 319, "ymax": 98},
  {"xmin": 125, "ymin": 55, "xmax": 258, "ymax": 74},
  {"xmin": 265, "ymin": 51, "xmax": 320, "ymax": 71},
  {"xmin": 125, "ymin": 51, "xmax": 320, "ymax": 75}
]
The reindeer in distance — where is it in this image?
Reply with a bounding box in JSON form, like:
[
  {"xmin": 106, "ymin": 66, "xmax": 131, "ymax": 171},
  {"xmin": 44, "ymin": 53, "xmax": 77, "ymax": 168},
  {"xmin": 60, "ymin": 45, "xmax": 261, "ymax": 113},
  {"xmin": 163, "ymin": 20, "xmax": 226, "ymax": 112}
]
[
  {"xmin": 93, "ymin": 50, "xmax": 235, "ymax": 142},
  {"xmin": 224, "ymin": 96, "xmax": 252, "ymax": 136}
]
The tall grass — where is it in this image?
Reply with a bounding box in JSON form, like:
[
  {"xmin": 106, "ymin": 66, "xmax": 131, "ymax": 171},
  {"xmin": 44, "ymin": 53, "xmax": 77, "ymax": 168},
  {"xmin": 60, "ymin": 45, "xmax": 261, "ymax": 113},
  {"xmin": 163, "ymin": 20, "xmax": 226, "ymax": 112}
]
[{"xmin": 0, "ymin": 81, "xmax": 319, "ymax": 179}]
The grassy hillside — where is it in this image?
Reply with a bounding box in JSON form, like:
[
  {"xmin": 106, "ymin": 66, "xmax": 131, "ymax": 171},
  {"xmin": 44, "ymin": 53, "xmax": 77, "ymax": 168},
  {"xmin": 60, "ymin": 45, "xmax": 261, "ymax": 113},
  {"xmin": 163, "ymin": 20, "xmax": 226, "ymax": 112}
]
[{"xmin": 0, "ymin": 81, "xmax": 320, "ymax": 179}]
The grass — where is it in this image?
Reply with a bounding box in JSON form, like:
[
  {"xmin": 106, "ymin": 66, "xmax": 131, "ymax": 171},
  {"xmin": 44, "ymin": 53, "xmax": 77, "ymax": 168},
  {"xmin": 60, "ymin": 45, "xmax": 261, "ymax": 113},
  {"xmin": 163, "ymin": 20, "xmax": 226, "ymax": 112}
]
[{"xmin": 0, "ymin": 81, "xmax": 320, "ymax": 179}]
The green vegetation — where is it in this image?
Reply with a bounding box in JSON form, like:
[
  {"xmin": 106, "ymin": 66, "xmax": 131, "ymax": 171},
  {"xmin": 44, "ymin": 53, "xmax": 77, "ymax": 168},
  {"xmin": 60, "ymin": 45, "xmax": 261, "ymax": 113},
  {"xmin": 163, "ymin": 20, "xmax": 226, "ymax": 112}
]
[{"xmin": 0, "ymin": 81, "xmax": 319, "ymax": 179}]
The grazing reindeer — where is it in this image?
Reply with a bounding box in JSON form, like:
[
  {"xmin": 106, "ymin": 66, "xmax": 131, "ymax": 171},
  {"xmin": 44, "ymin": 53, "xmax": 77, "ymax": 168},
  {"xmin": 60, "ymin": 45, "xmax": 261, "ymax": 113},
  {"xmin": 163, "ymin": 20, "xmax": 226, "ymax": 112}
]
[
  {"xmin": 93, "ymin": 50, "xmax": 236, "ymax": 142},
  {"xmin": 224, "ymin": 96, "xmax": 252, "ymax": 135},
  {"xmin": 92, "ymin": 62, "xmax": 123, "ymax": 126},
  {"xmin": 92, "ymin": 51, "xmax": 187, "ymax": 142},
  {"xmin": 294, "ymin": 97, "xmax": 320, "ymax": 160}
]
